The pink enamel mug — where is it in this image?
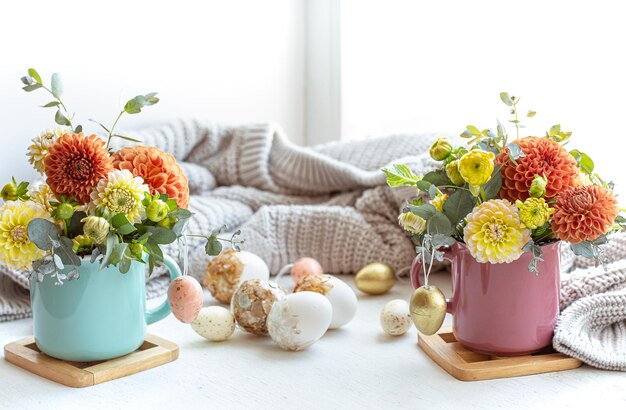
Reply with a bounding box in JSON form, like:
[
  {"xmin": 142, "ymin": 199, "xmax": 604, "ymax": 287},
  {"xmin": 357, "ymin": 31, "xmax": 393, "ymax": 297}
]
[{"xmin": 411, "ymin": 241, "xmax": 561, "ymax": 356}]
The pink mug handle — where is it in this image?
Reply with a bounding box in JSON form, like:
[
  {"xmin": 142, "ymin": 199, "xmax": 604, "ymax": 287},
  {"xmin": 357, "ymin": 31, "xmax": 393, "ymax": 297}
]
[{"xmin": 410, "ymin": 247, "xmax": 455, "ymax": 314}]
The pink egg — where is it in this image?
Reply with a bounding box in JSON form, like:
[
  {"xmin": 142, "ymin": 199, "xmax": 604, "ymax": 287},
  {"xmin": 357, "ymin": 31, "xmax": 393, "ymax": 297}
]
[
  {"xmin": 291, "ymin": 257, "xmax": 324, "ymax": 284},
  {"xmin": 167, "ymin": 276, "xmax": 203, "ymax": 324}
]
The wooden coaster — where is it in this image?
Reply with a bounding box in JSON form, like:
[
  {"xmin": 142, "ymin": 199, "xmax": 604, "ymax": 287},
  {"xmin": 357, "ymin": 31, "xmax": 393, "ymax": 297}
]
[
  {"xmin": 3, "ymin": 334, "xmax": 179, "ymax": 388},
  {"xmin": 418, "ymin": 327, "xmax": 582, "ymax": 381}
]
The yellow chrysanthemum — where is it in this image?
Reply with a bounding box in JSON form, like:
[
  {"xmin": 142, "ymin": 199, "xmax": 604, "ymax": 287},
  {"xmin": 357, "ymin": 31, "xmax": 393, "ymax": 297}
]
[
  {"xmin": 463, "ymin": 199, "xmax": 531, "ymax": 264},
  {"xmin": 0, "ymin": 201, "xmax": 51, "ymax": 270},
  {"xmin": 29, "ymin": 183, "xmax": 55, "ymax": 213},
  {"xmin": 458, "ymin": 150, "xmax": 495, "ymax": 186},
  {"xmin": 515, "ymin": 198, "xmax": 554, "ymax": 230},
  {"xmin": 430, "ymin": 192, "xmax": 448, "ymax": 212},
  {"xmin": 26, "ymin": 128, "xmax": 69, "ymax": 174},
  {"xmin": 398, "ymin": 212, "xmax": 426, "ymax": 234},
  {"xmin": 89, "ymin": 169, "xmax": 149, "ymax": 224}
]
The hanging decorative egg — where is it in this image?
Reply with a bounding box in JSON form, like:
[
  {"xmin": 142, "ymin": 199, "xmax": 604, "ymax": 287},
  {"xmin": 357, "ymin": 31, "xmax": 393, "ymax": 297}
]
[
  {"xmin": 191, "ymin": 306, "xmax": 236, "ymax": 342},
  {"xmin": 230, "ymin": 279, "xmax": 285, "ymax": 335},
  {"xmin": 167, "ymin": 276, "xmax": 204, "ymax": 324},
  {"xmin": 267, "ymin": 291, "xmax": 332, "ymax": 351},
  {"xmin": 409, "ymin": 286, "xmax": 447, "ymax": 335},
  {"xmin": 354, "ymin": 262, "xmax": 396, "ymax": 295},
  {"xmin": 204, "ymin": 249, "xmax": 270, "ymax": 304},
  {"xmin": 380, "ymin": 299, "xmax": 412, "ymax": 336},
  {"xmin": 290, "ymin": 257, "xmax": 324, "ymax": 284},
  {"xmin": 294, "ymin": 274, "xmax": 358, "ymax": 329}
]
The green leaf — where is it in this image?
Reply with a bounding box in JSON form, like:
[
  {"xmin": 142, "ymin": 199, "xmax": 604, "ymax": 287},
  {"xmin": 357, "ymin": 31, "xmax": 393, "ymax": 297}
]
[
  {"xmin": 428, "ymin": 212, "xmax": 453, "ymax": 236},
  {"xmin": 548, "ymin": 124, "xmax": 561, "ymax": 137},
  {"xmin": 172, "ymin": 218, "xmax": 190, "ymax": 237},
  {"xmin": 124, "ymin": 95, "xmax": 145, "ymax": 114},
  {"xmin": 112, "ymin": 213, "xmax": 131, "ymax": 229},
  {"xmin": 20, "ymin": 76, "xmax": 33, "ymax": 85},
  {"xmin": 466, "ymin": 125, "xmax": 481, "ymax": 136},
  {"xmin": 496, "ymin": 119, "xmax": 506, "ymax": 139},
  {"xmin": 74, "ymin": 125, "xmax": 82, "ymax": 133},
  {"xmin": 415, "ymin": 180, "xmax": 432, "ymax": 193},
  {"xmin": 107, "ymin": 243, "xmax": 129, "ymax": 266},
  {"xmin": 27, "ymin": 218, "xmax": 60, "ymax": 250},
  {"xmin": 111, "ymin": 134, "xmax": 142, "ymax": 143},
  {"xmin": 117, "ymin": 223, "xmax": 137, "ymax": 235},
  {"xmin": 570, "ymin": 241, "xmax": 596, "ymax": 258},
  {"xmin": 428, "ymin": 184, "xmax": 438, "ymax": 200},
  {"xmin": 119, "ymin": 249, "xmax": 132, "ymax": 273},
  {"xmin": 66, "ymin": 211, "xmax": 87, "ymax": 237},
  {"xmin": 88, "ymin": 118, "xmax": 111, "ymax": 133},
  {"xmin": 408, "ymin": 204, "xmax": 436, "ymax": 220},
  {"xmin": 527, "ymin": 110, "xmax": 536, "ymax": 118},
  {"xmin": 54, "ymin": 110, "xmax": 71, "ymax": 126},
  {"xmin": 166, "ymin": 199, "xmax": 178, "ymax": 211},
  {"xmin": 507, "ymin": 143, "xmax": 526, "ymax": 160},
  {"xmin": 143, "ymin": 92, "xmax": 159, "ymax": 106},
  {"xmin": 431, "ymin": 234, "xmax": 456, "ymax": 248},
  {"xmin": 500, "ymin": 92, "xmax": 513, "ymax": 106},
  {"xmin": 28, "ymin": 68, "xmax": 42, "ymax": 84},
  {"xmin": 382, "ymin": 164, "xmax": 421, "ymax": 187},
  {"xmin": 22, "ymin": 83, "xmax": 42, "ymax": 92},
  {"xmin": 51, "ymin": 73, "xmax": 63, "ymax": 98},
  {"xmin": 41, "ymin": 101, "xmax": 60, "ymax": 108},
  {"xmin": 100, "ymin": 233, "xmax": 119, "ymax": 269},
  {"xmin": 205, "ymin": 237, "xmax": 223, "ymax": 256},
  {"xmin": 54, "ymin": 237, "xmax": 82, "ymax": 266},
  {"xmin": 442, "ymin": 189, "xmax": 475, "ymax": 224},
  {"xmin": 483, "ymin": 167, "xmax": 503, "ymax": 199},
  {"xmin": 422, "ymin": 170, "xmax": 453, "ymax": 186},
  {"xmin": 137, "ymin": 226, "xmax": 177, "ymax": 244},
  {"xmin": 570, "ymin": 149, "xmax": 594, "ymax": 174}
]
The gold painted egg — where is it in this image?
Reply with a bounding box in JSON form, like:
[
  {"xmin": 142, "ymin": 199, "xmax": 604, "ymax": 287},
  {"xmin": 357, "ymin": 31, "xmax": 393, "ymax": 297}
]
[
  {"xmin": 409, "ymin": 285, "xmax": 446, "ymax": 335},
  {"xmin": 230, "ymin": 279, "xmax": 285, "ymax": 336},
  {"xmin": 354, "ymin": 262, "xmax": 396, "ymax": 295}
]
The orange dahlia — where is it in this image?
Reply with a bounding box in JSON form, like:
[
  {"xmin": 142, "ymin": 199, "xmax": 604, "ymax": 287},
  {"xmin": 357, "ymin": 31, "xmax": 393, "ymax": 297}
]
[
  {"xmin": 44, "ymin": 133, "xmax": 113, "ymax": 204},
  {"xmin": 551, "ymin": 185, "xmax": 619, "ymax": 243},
  {"xmin": 495, "ymin": 137, "xmax": 580, "ymax": 202},
  {"xmin": 111, "ymin": 146, "xmax": 189, "ymax": 208}
]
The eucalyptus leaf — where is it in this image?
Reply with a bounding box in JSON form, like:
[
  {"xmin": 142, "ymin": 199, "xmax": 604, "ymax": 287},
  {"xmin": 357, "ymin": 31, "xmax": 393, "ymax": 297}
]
[
  {"xmin": 428, "ymin": 212, "xmax": 453, "ymax": 236},
  {"xmin": 570, "ymin": 149, "xmax": 594, "ymax": 174},
  {"xmin": 27, "ymin": 218, "xmax": 60, "ymax": 250},
  {"xmin": 205, "ymin": 237, "xmax": 223, "ymax": 256},
  {"xmin": 41, "ymin": 101, "xmax": 60, "ymax": 108},
  {"xmin": 22, "ymin": 83, "xmax": 42, "ymax": 92},
  {"xmin": 116, "ymin": 223, "xmax": 137, "ymax": 235},
  {"xmin": 112, "ymin": 213, "xmax": 131, "ymax": 229},
  {"xmin": 88, "ymin": 118, "xmax": 110, "ymax": 133},
  {"xmin": 422, "ymin": 170, "xmax": 452, "ymax": 186},
  {"xmin": 172, "ymin": 218, "xmax": 190, "ymax": 237},
  {"xmin": 107, "ymin": 243, "xmax": 129, "ymax": 266},
  {"xmin": 527, "ymin": 110, "xmax": 537, "ymax": 118},
  {"xmin": 496, "ymin": 119, "xmax": 506, "ymax": 139},
  {"xmin": 90, "ymin": 247, "xmax": 101, "ymax": 264},
  {"xmin": 100, "ymin": 233, "xmax": 119, "ymax": 269},
  {"xmin": 20, "ymin": 76, "xmax": 33, "ymax": 85},
  {"xmin": 500, "ymin": 92, "xmax": 513, "ymax": 106},
  {"xmin": 75, "ymin": 125, "xmax": 82, "ymax": 133},
  {"xmin": 466, "ymin": 125, "xmax": 481, "ymax": 136},
  {"xmin": 482, "ymin": 167, "xmax": 503, "ymax": 200},
  {"xmin": 54, "ymin": 237, "xmax": 82, "ymax": 266},
  {"xmin": 54, "ymin": 110, "xmax": 71, "ymax": 126},
  {"xmin": 119, "ymin": 250, "xmax": 132, "ymax": 273},
  {"xmin": 51, "ymin": 73, "xmax": 63, "ymax": 98},
  {"xmin": 32, "ymin": 257, "xmax": 56, "ymax": 276},
  {"xmin": 570, "ymin": 241, "xmax": 596, "ymax": 258},
  {"xmin": 442, "ymin": 189, "xmax": 475, "ymax": 224},
  {"xmin": 431, "ymin": 234, "xmax": 456, "ymax": 248},
  {"xmin": 112, "ymin": 134, "xmax": 142, "ymax": 143},
  {"xmin": 415, "ymin": 180, "xmax": 432, "ymax": 193},
  {"xmin": 28, "ymin": 68, "xmax": 42, "ymax": 84},
  {"xmin": 428, "ymin": 185, "xmax": 438, "ymax": 200},
  {"xmin": 507, "ymin": 143, "xmax": 526, "ymax": 160},
  {"xmin": 53, "ymin": 254, "xmax": 64, "ymax": 270},
  {"xmin": 408, "ymin": 204, "xmax": 436, "ymax": 220},
  {"xmin": 137, "ymin": 226, "xmax": 177, "ymax": 244}
]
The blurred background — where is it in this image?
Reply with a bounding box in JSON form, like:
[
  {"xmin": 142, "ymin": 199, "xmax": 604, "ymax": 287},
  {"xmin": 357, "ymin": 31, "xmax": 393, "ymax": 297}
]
[{"xmin": 1, "ymin": 0, "xmax": 625, "ymax": 197}]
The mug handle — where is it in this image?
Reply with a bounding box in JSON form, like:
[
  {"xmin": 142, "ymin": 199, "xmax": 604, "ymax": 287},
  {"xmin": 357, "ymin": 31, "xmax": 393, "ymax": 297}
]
[
  {"xmin": 410, "ymin": 247, "xmax": 455, "ymax": 314},
  {"xmin": 145, "ymin": 254, "xmax": 182, "ymax": 325}
]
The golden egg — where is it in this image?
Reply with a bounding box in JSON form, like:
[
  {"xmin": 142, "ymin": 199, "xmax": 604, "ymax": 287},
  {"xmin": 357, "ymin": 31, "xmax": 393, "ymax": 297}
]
[
  {"xmin": 409, "ymin": 285, "xmax": 446, "ymax": 335},
  {"xmin": 354, "ymin": 262, "xmax": 396, "ymax": 295}
]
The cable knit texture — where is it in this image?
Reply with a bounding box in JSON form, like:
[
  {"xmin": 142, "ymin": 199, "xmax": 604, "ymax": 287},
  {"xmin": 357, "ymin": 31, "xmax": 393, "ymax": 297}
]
[{"xmin": 2, "ymin": 119, "xmax": 625, "ymax": 373}]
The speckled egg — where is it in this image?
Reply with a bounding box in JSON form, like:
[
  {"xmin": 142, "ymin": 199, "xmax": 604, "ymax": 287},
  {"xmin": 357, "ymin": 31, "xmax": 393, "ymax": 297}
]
[
  {"xmin": 230, "ymin": 279, "xmax": 285, "ymax": 335},
  {"xmin": 294, "ymin": 274, "xmax": 358, "ymax": 329},
  {"xmin": 168, "ymin": 276, "xmax": 204, "ymax": 324},
  {"xmin": 267, "ymin": 291, "xmax": 332, "ymax": 351},
  {"xmin": 380, "ymin": 299, "xmax": 413, "ymax": 336},
  {"xmin": 191, "ymin": 306, "xmax": 235, "ymax": 342},
  {"xmin": 204, "ymin": 250, "xmax": 270, "ymax": 304},
  {"xmin": 291, "ymin": 257, "xmax": 324, "ymax": 284}
]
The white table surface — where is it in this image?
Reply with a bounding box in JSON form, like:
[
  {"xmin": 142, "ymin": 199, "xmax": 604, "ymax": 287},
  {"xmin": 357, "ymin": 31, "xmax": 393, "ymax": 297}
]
[{"xmin": 1, "ymin": 272, "xmax": 625, "ymax": 410}]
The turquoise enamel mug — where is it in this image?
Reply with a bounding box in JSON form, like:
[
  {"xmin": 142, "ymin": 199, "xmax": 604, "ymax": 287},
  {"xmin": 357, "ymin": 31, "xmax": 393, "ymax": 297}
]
[{"xmin": 30, "ymin": 254, "xmax": 181, "ymax": 361}]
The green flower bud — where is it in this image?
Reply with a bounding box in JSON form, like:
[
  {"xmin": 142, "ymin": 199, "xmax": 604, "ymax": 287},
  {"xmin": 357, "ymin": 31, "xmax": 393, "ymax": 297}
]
[
  {"xmin": 57, "ymin": 203, "xmax": 75, "ymax": 220},
  {"xmin": 81, "ymin": 216, "xmax": 110, "ymax": 244},
  {"xmin": 398, "ymin": 212, "xmax": 426, "ymax": 235},
  {"xmin": 157, "ymin": 217, "xmax": 175, "ymax": 229},
  {"xmin": 445, "ymin": 160, "xmax": 465, "ymax": 186},
  {"xmin": 129, "ymin": 243, "xmax": 143, "ymax": 257},
  {"xmin": 1, "ymin": 182, "xmax": 18, "ymax": 201},
  {"xmin": 72, "ymin": 235, "xmax": 94, "ymax": 253},
  {"xmin": 146, "ymin": 199, "xmax": 169, "ymax": 223},
  {"xmin": 529, "ymin": 174, "xmax": 547, "ymax": 198},
  {"xmin": 429, "ymin": 138, "xmax": 453, "ymax": 161}
]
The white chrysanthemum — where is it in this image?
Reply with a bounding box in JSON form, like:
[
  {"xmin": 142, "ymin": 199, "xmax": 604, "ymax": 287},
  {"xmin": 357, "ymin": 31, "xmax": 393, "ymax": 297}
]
[
  {"xmin": 28, "ymin": 183, "xmax": 56, "ymax": 213},
  {"xmin": 26, "ymin": 128, "xmax": 69, "ymax": 174},
  {"xmin": 89, "ymin": 170, "xmax": 149, "ymax": 224},
  {"xmin": 0, "ymin": 200, "xmax": 51, "ymax": 270}
]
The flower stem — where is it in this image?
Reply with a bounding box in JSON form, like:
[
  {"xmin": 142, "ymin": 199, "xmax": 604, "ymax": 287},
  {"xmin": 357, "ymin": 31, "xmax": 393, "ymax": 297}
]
[{"xmin": 106, "ymin": 111, "xmax": 125, "ymax": 148}]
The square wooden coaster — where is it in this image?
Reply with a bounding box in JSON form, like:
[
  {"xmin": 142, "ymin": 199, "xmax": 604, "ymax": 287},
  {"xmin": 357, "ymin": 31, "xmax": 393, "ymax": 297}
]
[
  {"xmin": 418, "ymin": 327, "xmax": 582, "ymax": 381},
  {"xmin": 3, "ymin": 334, "xmax": 179, "ymax": 388}
]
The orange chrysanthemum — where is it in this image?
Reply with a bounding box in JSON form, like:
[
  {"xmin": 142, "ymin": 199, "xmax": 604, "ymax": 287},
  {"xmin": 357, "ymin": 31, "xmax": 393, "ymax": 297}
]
[
  {"xmin": 111, "ymin": 146, "xmax": 189, "ymax": 208},
  {"xmin": 551, "ymin": 185, "xmax": 619, "ymax": 243},
  {"xmin": 495, "ymin": 137, "xmax": 580, "ymax": 202},
  {"xmin": 44, "ymin": 133, "xmax": 113, "ymax": 204}
]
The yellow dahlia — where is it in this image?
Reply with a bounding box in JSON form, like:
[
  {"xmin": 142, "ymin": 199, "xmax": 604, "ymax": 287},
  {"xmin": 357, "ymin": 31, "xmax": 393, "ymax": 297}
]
[
  {"xmin": 44, "ymin": 133, "xmax": 113, "ymax": 204},
  {"xmin": 515, "ymin": 198, "xmax": 554, "ymax": 230},
  {"xmin": 430, "ymin": 192, "xmax": 448, "ymax": 212},
  {"xmin": 112, "ymin": 146, "xmax": 189, "ymax": 209},
  {"xmin": 0, "ymin": 201, "xmax": 51, "ymax": 270},
  {"xmin": 463, "ymin": 199, "xmax": 531, "ymax": 264},
  {"xmin": 28, "ymin": 183, "xmax": 55, "ymax": 213},
  {"xmin": 89, "ymin": 169, "xmax": 149, "ymax": 223},
  {"xmin": 398, "ymin": 212, "xmax": 426, "ymax": 234},
  {"xmin": 458, "ymin": 150, "xmax": 495, "ymax": 187},
  {"xmin": 27, "ymin": 128, "xmax": 69, "ymax": 174}
]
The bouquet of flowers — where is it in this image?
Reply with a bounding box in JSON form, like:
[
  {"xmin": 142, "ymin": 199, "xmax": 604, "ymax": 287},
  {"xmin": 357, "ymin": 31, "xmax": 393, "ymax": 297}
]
[
  {"xmin": 384, "ymin": 92, "xmax": 623, "ymax": 275},
  {"xmin": 0, "ymin": 68, "xmax": 241, "ymax": 285}
]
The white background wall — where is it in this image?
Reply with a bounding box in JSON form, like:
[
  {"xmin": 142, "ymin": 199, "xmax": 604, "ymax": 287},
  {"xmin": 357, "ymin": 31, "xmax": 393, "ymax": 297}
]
[{"xmin": 0, "ymin": 0, "xmax": 305, "ymax": 184}]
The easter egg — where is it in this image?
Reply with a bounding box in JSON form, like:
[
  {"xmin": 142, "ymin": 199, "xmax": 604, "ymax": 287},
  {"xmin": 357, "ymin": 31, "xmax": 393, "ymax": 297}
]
[
  {"xmin": 230, "ymin": 279, "xmax": 285, "ymax": 335},
  {"xmin": 167, "ymin": 276, "xmax": 203, "ymax": 324},
  {"xmin": 191, "ymin": 306, "xmax": 235, "ymax": 342},
  {"xmin": 294, "ymin": 274, "xmax": 358, "ymax": 329},
  {"xmin": 291, "ymin": 257, "xmax": 324, "ymax": 284},
  {"xmin": 204, "ymin": 250, "xmax": 270, "ymax": 304},
  {"xmin": 354, "ymin": 262, "xmax": 396, "ymax": 295},
  {"xmin": 380, "ymin": 299, "xmax": 412, "ymax": 336},
  {"xmin": 267, "ymin": 291, "xmax": 332, "ymax": 351},
  {"xmin": 409, "ymin": 285, "xmax": 447, "ymax": 335}
]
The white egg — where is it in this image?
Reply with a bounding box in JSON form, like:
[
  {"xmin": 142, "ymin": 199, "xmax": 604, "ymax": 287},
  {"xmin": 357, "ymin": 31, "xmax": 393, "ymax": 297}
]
[
  {"xmin": 380, "ymin": 299, "xmax": 413, "ymax": 336},
  {"xmin": 267, "ymin": 291, "xmax": 332, "ymax": 351},
  {"xmin": 239, "ymin": 251, "xmax": 270, "ymax": 281},
  {"xmin": 325, "ymin": 276, "xmax": 358, "ymax": 329},
  {"xmin": 191, "ymin": 306, "xmax": 236, "ymax": 342}
]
